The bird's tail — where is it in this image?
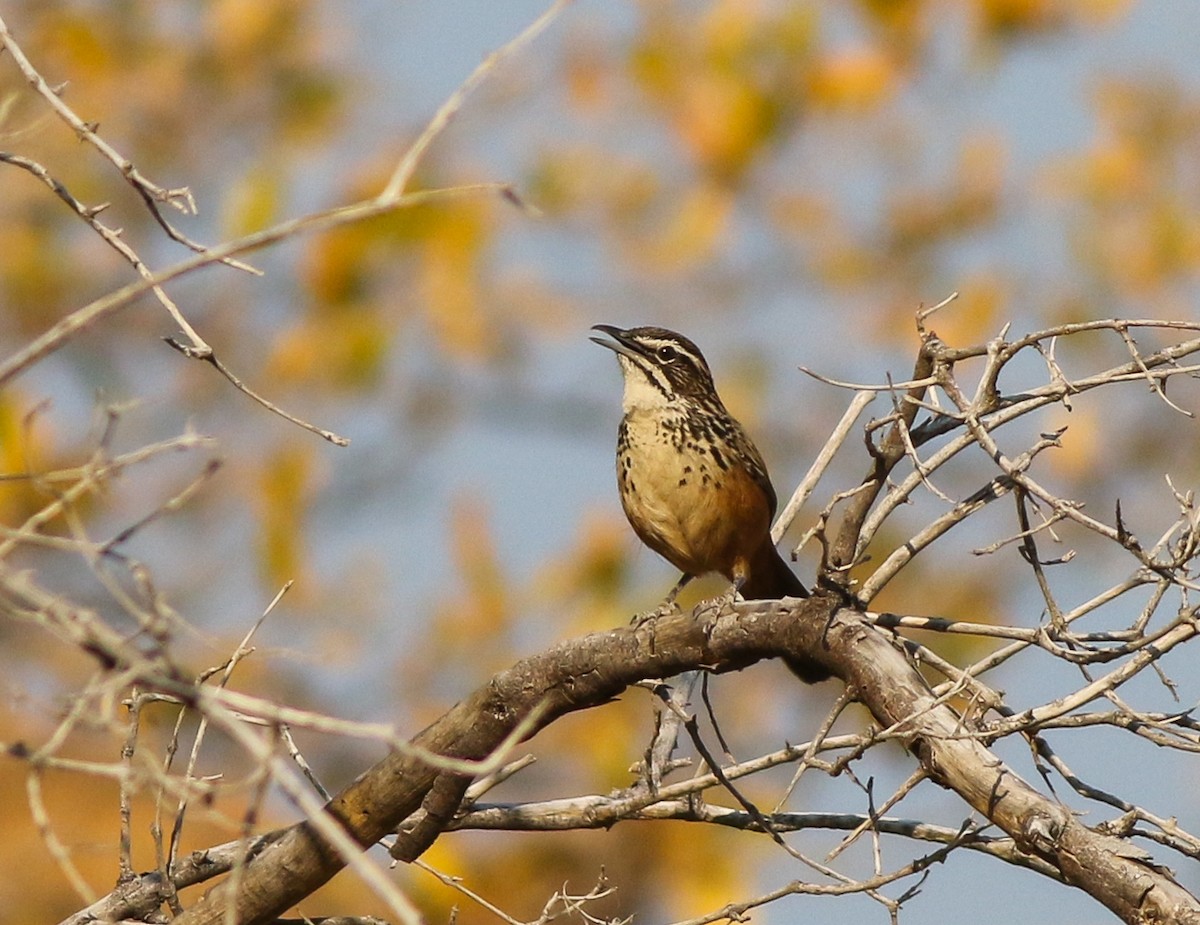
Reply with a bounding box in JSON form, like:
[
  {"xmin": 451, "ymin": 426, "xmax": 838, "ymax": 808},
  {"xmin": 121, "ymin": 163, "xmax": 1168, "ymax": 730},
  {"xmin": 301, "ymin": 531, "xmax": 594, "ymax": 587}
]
[{"xmin": 741, "ymin": 545, "xmax": 809, "ymax": 600}]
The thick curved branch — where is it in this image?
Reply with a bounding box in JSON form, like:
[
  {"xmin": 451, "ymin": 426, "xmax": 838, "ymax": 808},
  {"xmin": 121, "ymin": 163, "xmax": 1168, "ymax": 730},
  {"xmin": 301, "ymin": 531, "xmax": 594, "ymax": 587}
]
[{"xmin": 161, "ymin": 594, "xmax": 1200, "ymax": 925}]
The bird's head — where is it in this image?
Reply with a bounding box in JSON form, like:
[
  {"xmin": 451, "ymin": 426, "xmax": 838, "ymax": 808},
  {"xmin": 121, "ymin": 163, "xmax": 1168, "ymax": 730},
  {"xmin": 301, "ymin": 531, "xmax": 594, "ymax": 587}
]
[{"xmin": 590, "ymin": 324, "xmax": 717, "ymax": 411}]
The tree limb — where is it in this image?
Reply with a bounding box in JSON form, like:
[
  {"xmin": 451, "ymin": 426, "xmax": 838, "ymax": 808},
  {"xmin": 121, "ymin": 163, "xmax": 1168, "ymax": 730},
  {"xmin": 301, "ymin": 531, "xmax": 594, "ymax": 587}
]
[{"xmin": 158, "ymin": 594, "xmax": 1200, "ymax": 925}]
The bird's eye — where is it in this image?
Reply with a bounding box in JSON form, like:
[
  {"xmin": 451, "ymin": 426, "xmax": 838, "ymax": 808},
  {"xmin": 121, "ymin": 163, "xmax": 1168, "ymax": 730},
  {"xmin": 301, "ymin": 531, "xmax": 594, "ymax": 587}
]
[{"xmin": 656, "ymin": 345, "xmax": 678, "ymax": 362}]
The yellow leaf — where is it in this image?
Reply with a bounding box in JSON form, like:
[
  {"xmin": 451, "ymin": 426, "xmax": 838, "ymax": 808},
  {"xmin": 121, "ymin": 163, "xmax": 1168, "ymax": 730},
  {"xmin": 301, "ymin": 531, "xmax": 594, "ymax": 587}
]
[
  {"xmin": 1089, "ymin": 141, "xmax": 1146, "ymax": 201},
  {"xmin": 925, "ymin": 275, "xmax": 1005, "ymax": 347},
  {"xmin": 431, "ymin": 497, "xmax": 513, "ymax": 647},
  {"xmin": 536, "ymin": 511, "xmax": 631, "ymax": 607},
  {"xmin": 0, "ymin": 392, "xmax": 55, "ymax": 524},
  {"xmin": 256, "ymin": 445, "xmax": 315, "ymax": 589},
  {"xmin": 674, "ymin": 70, "xmax": 775, "ymax": 179},
  {"xmin": 1044, "ymin": 403, "xmax": 1101, "ymax": 481},
  {"xmin": 564, "ymin": 39, "xmax": 610, "ymax": 111},
  {"xmin": 808, "ymin": 45, "xmax": 897, "ymax": 111},
  {"xmin": 977, "ymin": 0, "xmax": 1061, "ymax": 34},
  {"xmin": 207, "ymin": 0, "xmax": 292, "ymax": 60},
  {"xmin": 627, "ymin": 181, "xmax": 733, "ymax": 270},
  {"xmin": 303, "ymin": 223, "xmax": 374, "ymax": 306},
  {"xmin": 222, "ymin": 165, "xmax": 282, "ymax": 237},
  {"xmin": 420, "ymin": 205, "xmax": 491, "ymax": 358},
  {"xmin": 47, "ymin": 12, "xmax": 116, "ymax": 80},
  {"xmin": 268, "ymin": 312, "xmax": 390, "ymax": 389}
]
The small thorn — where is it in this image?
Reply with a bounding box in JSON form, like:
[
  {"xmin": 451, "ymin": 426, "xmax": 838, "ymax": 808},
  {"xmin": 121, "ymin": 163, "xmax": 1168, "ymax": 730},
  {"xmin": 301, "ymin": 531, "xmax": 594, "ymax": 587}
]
[{"xmin": 162, "ymin": 336, "xmax": 212, "ymax": 360}]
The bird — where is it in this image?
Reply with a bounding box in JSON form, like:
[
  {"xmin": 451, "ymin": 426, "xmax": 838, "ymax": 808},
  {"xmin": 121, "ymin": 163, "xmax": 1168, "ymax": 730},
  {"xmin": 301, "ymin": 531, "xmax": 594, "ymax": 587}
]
[{"xmin": 591, "ymin": 324, "xmax": 827, "ymax": 682}]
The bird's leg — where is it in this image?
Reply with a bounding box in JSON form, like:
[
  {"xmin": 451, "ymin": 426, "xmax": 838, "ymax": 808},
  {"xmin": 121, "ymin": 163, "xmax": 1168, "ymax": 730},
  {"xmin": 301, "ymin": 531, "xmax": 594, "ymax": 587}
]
[
  {"xmin": 722, "ymin": 561, "xmax": 751, "ymax": 606},
  {"xmin": 716, "ymin": 574, "xmax": 746, "ymax": 611},
  {"xmin": 696, "ymin": 570, "xmax": 747, "ymax": 624},
  {"xmin": 663, "ymin": 573, "xmax": 692, "ymax": 606},
  {"xmin": 631, "ymin": 573, "xmax": 692, "ymax": 626}
]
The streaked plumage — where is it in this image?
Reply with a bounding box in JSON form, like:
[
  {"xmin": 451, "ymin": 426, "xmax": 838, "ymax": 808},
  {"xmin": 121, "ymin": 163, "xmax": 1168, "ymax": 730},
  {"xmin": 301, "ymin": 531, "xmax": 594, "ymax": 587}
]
[{"xmin": 591, "ymin": 324, "xmax": 807, "ymax": 601}]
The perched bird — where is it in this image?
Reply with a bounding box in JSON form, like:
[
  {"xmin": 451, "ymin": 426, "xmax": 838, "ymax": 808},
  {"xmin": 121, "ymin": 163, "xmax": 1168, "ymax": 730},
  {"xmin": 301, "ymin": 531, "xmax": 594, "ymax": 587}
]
[
  {"xmin": 592, "ymin": 324, "xmax": 827, "ymax": 680},
  {"xmin": 590, "ymin": 322, "xmax": 808, "ymax": 600}
]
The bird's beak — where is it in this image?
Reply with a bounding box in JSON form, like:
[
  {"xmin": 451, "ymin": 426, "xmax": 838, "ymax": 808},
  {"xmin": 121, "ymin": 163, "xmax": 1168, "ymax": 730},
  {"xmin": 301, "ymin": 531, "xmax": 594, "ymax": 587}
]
[{"xmin": 589, "ymin": 324, "xmax": 644, "ymax": 361}]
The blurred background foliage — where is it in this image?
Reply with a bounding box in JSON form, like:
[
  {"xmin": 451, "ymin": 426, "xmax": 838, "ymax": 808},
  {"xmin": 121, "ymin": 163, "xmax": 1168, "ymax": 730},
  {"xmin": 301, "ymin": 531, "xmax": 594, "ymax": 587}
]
[{"xmin": 2, "ymin": 0, "xmax": 1200, "ymax": 922}]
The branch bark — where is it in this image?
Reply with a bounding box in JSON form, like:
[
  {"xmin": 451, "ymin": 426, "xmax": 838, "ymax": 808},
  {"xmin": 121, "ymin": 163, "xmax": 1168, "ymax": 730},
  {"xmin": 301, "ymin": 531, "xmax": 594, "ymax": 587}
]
[{"xmin": 163, "ymin": 595, "xmax": 1200, "ymax": 925}]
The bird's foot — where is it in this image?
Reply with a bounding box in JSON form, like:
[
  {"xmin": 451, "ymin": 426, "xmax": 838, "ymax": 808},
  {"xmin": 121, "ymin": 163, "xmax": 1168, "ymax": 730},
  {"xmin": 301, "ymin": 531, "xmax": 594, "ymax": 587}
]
[
  {"xmin": 631, "ymin": 599, "xmax": 681, "ymax": 627},
  {"xmin": 696, "ymin": 584, "xmax": 742, "ymax": 622}
]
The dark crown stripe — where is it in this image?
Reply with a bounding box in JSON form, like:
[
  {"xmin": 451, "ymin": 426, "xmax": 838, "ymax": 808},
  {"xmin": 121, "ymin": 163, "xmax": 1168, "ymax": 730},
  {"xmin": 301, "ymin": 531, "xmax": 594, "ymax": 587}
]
[{"xmin": 621, "ymin": 328, "xmax": 716, "ymax": 398}]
